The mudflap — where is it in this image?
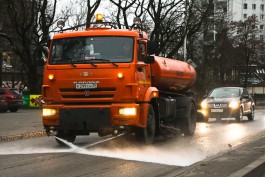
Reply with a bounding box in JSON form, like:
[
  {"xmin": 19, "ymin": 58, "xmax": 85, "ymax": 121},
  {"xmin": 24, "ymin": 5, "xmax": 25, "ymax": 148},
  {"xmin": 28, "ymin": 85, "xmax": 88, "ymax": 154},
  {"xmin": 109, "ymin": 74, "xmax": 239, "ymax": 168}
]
[{"xmin": 59, "ymin": 108, "xmax": 112, "ymax": 134}]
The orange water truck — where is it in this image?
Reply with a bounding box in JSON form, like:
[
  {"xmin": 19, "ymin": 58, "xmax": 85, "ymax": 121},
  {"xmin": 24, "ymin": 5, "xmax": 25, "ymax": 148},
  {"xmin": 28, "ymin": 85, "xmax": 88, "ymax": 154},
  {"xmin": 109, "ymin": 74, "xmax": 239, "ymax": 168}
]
[{"xmin": 42, "ymin": 15, "xmax": 197, "ymax": 144}]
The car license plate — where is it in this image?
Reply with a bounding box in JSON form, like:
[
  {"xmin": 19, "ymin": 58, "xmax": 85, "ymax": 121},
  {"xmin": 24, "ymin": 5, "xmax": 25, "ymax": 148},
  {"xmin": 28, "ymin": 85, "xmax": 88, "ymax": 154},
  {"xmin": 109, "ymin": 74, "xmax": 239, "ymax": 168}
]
[
  {"xmin": 75, "ymin": 83, "xmax": 97, "ymax": 89},
  {"xmin": 211, "ymin": 109, "xmax": 223, "ymax": 112}
]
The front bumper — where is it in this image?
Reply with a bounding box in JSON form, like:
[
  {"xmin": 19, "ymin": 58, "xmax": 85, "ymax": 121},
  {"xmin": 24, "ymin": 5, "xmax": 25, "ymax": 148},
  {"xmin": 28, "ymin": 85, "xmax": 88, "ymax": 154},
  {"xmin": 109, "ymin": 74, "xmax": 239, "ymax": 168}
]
[
  {"xmin": 42, "ymin": 103, "xmax": 144, "ymax": 132},
  {"xmin": 206, "ymin": 107, "xmax": 239, "ymax": 118}
]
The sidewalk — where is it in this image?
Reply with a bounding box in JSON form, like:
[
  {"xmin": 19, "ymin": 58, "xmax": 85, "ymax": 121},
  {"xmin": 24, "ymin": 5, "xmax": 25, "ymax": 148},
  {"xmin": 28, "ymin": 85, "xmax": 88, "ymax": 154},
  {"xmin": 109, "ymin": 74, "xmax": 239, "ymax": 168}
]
[
  {"xmin": 169, "ymin": 131, "xmax": 265, "ymax": 177},
  {"xmin": 0, "ymin": 109, "xmax": 45, "ymax": 142},
  {"xmin": 0, "ymin": 109, "xmax": 265, "ymax": 177}
]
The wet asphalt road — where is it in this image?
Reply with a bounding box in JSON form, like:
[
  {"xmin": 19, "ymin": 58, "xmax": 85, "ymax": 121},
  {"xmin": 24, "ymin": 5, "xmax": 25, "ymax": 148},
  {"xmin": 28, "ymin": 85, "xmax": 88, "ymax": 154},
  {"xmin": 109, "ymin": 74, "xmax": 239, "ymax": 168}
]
[{"xmin": 0, "ymin": 109, "xmax": 265, "ymax": 176}]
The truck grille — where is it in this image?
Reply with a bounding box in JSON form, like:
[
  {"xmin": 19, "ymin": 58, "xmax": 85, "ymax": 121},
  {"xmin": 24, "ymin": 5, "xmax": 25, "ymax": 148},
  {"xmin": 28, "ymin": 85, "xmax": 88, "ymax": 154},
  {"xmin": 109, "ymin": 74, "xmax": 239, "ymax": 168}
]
[{"xmin": 59, "ymin": 87, "xmax": 116, "ymax": 99}]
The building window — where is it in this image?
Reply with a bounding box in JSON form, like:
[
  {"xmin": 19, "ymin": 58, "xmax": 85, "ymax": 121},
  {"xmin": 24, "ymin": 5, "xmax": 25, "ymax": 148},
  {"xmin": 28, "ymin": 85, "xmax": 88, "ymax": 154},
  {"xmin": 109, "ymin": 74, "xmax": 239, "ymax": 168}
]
[
  {"xmin": 244, "ymin": 3, "xmax": 247, "ymax": 9},
  {"xmin": 261, "ymin": 25, "xmax": 264, "ymax": 29},
  {"xmin": 260, "ymin": 35, "xmax": 264, "ymax": 40},
  {"xmin": 253, "ymin": 4, "xmax": 256, "ymax": 10},
  {"xmin": 261, "ymin": 14, "xmax": 264, "ymax": 19},
  {"xmin": 244, "ymin": 14, "xmax": 248, "ymax": 18},
  {"xmin": 261, "ymin": 4, "xmax": 265, "ymax": 11}
]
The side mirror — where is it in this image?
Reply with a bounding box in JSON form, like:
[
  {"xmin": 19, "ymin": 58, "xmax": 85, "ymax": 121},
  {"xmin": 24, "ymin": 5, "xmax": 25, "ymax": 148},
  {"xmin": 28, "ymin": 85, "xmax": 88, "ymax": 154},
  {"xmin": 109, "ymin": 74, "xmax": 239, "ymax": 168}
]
[
  {"xmin": 147, "ymin": 41, "xmax": 157, "ymax": 55},
  {"xmin": 144, "ymin": 56, "xmax": 155, "ymax": 64}
]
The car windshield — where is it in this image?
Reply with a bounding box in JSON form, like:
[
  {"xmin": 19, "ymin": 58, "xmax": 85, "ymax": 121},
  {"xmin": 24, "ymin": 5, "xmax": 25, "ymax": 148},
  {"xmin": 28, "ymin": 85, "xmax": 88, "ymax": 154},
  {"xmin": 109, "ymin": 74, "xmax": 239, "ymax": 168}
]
[
  {"xmin": 208, "ymin": 88, "xmax": 240, "ymax": 98},
  {"xmin": 49, "ymin": 36, "xmax": 134, "ymax": 64}
]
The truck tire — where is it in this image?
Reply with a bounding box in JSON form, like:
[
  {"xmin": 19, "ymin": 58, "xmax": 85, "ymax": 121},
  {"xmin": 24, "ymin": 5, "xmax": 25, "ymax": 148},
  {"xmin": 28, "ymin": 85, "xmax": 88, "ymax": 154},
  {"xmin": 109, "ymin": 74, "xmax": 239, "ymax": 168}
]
[
  {"xmin": 55, "ymin": 130, "xmax": 76, "ymax": 145},
  {"xmin": 182, "ymin": 102, "xmax": 196, "ymax": 136},
  {"xmin": 135, "ymin": 104, "xmax": 156, "ymax": 144}
]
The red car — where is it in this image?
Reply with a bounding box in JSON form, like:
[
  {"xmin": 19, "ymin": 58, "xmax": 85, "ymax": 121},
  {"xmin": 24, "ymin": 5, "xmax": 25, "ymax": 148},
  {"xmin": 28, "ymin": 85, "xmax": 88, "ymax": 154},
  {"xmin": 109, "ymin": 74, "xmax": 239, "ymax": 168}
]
[{"xmin": 0, "ymin": 88, "xmax": 23, "ymax": 113}]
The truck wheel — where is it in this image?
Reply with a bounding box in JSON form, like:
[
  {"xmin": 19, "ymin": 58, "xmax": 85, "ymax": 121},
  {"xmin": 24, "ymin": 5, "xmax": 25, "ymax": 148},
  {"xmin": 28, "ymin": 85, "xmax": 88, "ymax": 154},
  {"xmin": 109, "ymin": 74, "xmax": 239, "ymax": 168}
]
[
  {"xmin": 135, "ymin": 104, "xmax": 156, "ymax": 144},
  {"xmin": 182, "ymin": 103, "xmax": 196, "ymax": 136},
  {"xmin": 55, "ymin": 130, "xmax": 76, "ymax": 145}
]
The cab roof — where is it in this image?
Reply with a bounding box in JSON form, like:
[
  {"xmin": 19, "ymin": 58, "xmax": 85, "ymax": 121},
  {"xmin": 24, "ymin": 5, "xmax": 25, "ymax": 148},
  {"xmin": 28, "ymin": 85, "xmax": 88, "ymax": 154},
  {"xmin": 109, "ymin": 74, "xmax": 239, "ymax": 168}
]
[{"xmin": 53, "ymin": 28, "xmax": 148, "ymax": 40}]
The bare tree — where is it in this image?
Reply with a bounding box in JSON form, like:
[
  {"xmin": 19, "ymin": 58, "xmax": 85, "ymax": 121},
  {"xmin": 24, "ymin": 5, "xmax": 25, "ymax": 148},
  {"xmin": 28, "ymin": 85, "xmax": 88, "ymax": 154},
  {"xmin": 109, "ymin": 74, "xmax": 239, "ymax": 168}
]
[
  {"xmin": 109, "ymin": 0, "xmax": 136, "ymax": 29},
  {"xmin": 108, "ymin": 0, "xmax": 213, "ymax": 59},
  {"xmin": 230, "ymin": 15, "xmax": 264, "ymax": 87},
  {"xmin": 86, "ymin": 0, "xmax": 101, "ymax": 28},
  {"xmin": 5, "ymin": 0, "xmax": 58, "ymax": 93},
  {"xmin": 59, "ymin": 0, "xmax": 88, "ymax": 29}
]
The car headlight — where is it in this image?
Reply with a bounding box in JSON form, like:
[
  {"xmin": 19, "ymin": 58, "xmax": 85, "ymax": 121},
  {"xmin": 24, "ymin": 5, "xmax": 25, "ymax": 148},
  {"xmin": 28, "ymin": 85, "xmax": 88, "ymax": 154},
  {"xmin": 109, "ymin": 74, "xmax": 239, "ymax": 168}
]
[
  {"xmin": 229, "ymin": 101, "xmax": 239, "ymax": 109},
  {"xmin": 42, "ymin": 108, "xmax": 57, "ymax": 116},
  {"xmin": 201, "ymin": 100, "xmax": 208, "ymax": 109},
  {"xmin": 119, "ymin": 107, "xmax": 136, "ymax": 116}
]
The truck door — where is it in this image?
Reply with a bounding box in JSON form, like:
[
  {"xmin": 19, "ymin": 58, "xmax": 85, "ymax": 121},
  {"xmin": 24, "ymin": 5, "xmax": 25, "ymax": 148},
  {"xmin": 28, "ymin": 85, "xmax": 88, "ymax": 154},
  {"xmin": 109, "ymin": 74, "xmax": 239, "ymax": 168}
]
[{"xmin": 136, "ymin": 42, "xmax": 151, "ymax": 99}]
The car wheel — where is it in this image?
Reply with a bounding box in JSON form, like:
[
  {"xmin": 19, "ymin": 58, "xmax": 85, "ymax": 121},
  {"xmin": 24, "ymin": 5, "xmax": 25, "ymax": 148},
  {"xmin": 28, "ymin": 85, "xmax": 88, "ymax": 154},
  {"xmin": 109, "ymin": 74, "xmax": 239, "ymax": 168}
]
[
  {"xmin": 236, "ymin": 107, "xmax": 243, "ymax": 122},
  {"xmin": 0, "ymin": 108, "xmax": 8, "ymax": 113},
  {"xmin": 247, "ymin": 106, "xmax": 254, "ymax": 121},
  {"xmin": 9, "ymin": 107, "xmax": 19, "ymax": 112},
  {"xmin": 135, "ymin": 104, "xmax": 156, "ymax": 144}
]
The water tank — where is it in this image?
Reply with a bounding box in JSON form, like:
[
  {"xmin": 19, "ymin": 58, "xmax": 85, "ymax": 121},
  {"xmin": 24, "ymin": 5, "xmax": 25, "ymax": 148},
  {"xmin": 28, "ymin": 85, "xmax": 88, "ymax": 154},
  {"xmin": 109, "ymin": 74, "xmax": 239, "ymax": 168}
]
[{"xmin": 151, "ymin": 56, "xmax": 197, "ymax": 92}]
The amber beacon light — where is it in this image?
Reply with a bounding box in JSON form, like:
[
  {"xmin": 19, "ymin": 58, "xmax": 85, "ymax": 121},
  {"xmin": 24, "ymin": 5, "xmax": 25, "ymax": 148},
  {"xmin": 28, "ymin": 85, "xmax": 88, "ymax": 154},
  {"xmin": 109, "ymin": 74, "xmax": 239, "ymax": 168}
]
[{"xmin": 96, "ymin": 14, "xmax": 103, "ymax": 22}]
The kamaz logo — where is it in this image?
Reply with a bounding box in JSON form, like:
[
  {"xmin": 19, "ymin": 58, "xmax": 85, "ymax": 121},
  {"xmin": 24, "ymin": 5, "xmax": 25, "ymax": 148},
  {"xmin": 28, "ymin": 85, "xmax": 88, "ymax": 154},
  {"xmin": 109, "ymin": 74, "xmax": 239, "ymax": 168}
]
[
  {"xmin": 80, "ymin": 72, "xmax": 92, "ymax": 77},
  {"xmin": 84, "ymin": 90, "xmax": 90, "ymax": 96}
]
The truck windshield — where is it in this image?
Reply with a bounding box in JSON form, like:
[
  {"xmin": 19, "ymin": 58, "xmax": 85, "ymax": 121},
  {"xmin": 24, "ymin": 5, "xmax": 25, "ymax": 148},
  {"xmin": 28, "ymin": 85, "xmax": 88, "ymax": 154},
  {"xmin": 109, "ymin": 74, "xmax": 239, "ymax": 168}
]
[{"xmin": 49, "ymin": 36, "xmax": 134, "ymax": 64}]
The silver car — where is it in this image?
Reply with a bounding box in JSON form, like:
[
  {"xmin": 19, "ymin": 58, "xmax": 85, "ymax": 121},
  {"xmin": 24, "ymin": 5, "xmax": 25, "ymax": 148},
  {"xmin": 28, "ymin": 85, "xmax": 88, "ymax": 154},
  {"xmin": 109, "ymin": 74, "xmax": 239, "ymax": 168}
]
[{"xmin": 199, "ymin": 87, "xmax": 255, "ymax": 122}]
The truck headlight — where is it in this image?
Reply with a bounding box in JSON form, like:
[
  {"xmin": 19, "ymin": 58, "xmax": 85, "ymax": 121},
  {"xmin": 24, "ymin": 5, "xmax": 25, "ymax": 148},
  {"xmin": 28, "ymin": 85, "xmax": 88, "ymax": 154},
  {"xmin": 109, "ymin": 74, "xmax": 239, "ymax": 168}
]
[
  {"xmin": 119, "ymin": 107, "xmax": 136, "ymax": 116},
  {"xmin": 201, "ymin": 100, "xmax": 208, "ymax": 109},
  {"xmin": 42, "ymin": 108, "xmax": 57, "ymax": 116},
  {"xmin": 229, "ymin": 101, "xmax": 239, "ymax": 109}
]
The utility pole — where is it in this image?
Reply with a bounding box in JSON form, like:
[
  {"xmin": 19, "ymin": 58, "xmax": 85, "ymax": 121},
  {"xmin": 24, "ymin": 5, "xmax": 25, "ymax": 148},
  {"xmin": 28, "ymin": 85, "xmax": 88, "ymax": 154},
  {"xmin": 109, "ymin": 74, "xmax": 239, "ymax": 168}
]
[{"xmin": 183, "ymin": 0, "xmax": 190, "ymax": 61}]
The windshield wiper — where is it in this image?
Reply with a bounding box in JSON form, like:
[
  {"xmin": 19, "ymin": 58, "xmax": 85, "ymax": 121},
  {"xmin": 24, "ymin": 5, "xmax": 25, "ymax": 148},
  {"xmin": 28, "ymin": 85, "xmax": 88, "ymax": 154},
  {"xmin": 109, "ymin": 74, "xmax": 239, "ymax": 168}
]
[
  {"xmin": 87, "ymin": 58, "xmax": 119, "ymax": 67},
  {"xmin": 92, "ymin": 58, "xmax": 119, "ymax": 67},
  {"xmin": 72, "ymin": 60, "xmax": 98, "ymax": 67},
  {"xmin": 70, "ymin": 62, "xmax": 77, "ymax": 67},
  {"xmin": 61, "ymin": 57, "xmax": 77, "ymax": 67}
]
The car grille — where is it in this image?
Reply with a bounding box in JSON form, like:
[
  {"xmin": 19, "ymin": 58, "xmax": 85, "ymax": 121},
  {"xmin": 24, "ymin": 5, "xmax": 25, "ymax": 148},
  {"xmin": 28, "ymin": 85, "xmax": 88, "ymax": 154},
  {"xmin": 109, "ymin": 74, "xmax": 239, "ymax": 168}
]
[{"xmin": 208, "ymin": 103, "xmax": 228, "ymax": 108}]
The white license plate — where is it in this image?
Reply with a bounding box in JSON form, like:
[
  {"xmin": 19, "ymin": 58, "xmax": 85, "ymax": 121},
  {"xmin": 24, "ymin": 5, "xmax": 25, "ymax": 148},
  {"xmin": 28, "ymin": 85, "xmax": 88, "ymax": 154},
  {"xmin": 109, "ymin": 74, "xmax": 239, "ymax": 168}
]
[
  {"xmin": 75, "ymin": 83, "xmax": 97, "ymax": 89},
  {"xmin": 211, "ymin": 109, "xmax": 223, "ymax": 112}
]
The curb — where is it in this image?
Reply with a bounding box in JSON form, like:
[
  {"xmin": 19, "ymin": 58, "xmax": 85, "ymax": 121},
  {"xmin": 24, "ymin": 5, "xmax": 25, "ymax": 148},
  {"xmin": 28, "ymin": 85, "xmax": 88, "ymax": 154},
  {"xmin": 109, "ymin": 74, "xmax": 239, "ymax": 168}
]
[{"xmin": 0, "ymin": 131, "xmax": 46, "ymax": 142}]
